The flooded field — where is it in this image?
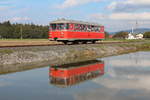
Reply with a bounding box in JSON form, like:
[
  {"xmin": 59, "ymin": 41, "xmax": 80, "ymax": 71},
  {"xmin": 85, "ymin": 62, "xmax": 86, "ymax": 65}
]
[{"xmin": 0, "ymin": 51, "xmax": 150, "ymax": 100}]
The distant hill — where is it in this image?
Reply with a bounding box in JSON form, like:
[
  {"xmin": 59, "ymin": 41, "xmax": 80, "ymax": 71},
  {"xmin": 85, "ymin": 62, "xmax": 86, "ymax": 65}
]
[{"xmin": 110, "ymin": 28, "xmax": 150, "ymax": 34}]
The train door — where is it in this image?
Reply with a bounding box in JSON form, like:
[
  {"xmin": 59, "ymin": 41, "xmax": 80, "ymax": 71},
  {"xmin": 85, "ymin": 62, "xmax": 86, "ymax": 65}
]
[{"xmin": 100, "ymin": 26, "xmax": 104, "ymax": 33}]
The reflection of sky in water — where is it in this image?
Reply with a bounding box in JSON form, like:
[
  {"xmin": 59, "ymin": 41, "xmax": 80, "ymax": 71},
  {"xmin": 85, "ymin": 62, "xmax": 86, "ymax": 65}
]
[
  {"xmin": 0, "ymin": 51, "xmax": 150, "ymax": 100},
  {"xmin": 80, "ymin": 52, "xmax": 150, "ymax": 100}
]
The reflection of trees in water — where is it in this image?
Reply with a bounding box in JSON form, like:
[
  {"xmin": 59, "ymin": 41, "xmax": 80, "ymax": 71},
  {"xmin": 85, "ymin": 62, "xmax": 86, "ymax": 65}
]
[{"xmin": 0, "ymin": 64, "xmax": 47, "ymax": 75}]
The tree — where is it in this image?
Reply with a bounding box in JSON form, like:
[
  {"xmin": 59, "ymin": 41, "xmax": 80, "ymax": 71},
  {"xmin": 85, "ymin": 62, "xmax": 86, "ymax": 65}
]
[
  {"xmin": 144, "ymin": 32, "xmax": 150, "ymax": 38},
  {"xmin": 113, "ymin": 31, "xmax": 129, "ymax": 39},
  {"xmin": 104, "ymin": 31, "xmax": 109, "ymax": 38},
  {"xmin": 0, "ymin": 21, "xmax": 14, "ymax": 38}
]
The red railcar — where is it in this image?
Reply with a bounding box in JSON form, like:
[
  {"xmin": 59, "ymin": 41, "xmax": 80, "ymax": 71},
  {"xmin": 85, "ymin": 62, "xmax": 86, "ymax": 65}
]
[
  {"xmin": 49, "ymin": 60, "xmax": 104, "ymax": 87},
  {"xmin": 49, "ymin": 19, "xmax": 105, "ymax": 44}
]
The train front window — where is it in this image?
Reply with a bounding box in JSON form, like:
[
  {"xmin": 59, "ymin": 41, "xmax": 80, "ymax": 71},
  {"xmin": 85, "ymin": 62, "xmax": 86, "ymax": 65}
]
[
  {"xmin": 50, "ymin": 23, "xmax": 69, "ymax": 30},
  {"xmin": 51, "ymin": 24, "xmax": 57, "ymax": 30}
]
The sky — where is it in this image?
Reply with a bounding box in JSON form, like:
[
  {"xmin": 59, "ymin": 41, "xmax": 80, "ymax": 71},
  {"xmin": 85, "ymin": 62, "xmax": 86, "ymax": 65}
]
[{"xmin": 0, "ymin": 0, "xmax": 150, "ymax": 32}]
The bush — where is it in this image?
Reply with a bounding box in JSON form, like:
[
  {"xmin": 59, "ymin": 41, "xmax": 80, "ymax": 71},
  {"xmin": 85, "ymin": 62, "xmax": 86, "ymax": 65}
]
[
  {"xmin": 113, "ymin": 31, "xmax": 129, "ymax": 39},
  {"xmin": 144, "ymin": 32, "xmax": 150, "ymax": 38}
]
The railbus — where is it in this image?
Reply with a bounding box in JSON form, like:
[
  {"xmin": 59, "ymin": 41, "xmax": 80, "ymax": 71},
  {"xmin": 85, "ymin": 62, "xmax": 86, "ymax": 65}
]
[{"xmin": 49, "ymin": 19, "xmax": 105, "ymax": 44}]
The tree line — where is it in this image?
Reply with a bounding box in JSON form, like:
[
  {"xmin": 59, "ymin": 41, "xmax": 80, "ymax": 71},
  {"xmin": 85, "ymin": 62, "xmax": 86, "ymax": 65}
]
[
  {"xmin": 0, "ymin": 21, "xmax": 49, "ymax": 39},
  {"xmin": 113, "ymin": 31, "xmax": 150, "ymax": 39}
]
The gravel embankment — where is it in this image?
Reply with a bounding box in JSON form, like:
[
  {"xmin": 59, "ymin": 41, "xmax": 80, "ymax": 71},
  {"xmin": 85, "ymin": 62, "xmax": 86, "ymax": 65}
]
[{"xmin": 0, "ymin": 42, "xmax": 150, "ymax": 74}]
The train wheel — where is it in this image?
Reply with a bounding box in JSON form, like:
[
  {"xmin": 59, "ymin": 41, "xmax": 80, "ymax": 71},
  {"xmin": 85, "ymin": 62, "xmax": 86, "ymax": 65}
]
[
  {"xmin": 82, "ymin": 41, "xmax": 87, "ymax": 44},
  {"xmin": 73, "ymin": 41, "xmax": 79, "ymax": 44},
  {"xmin": 92, "ymin": 41, "xmax": 96, "ymax": 44},
  {"xmin": 63, "ymin": 41, "xmax": 68, "ymax": 45}
]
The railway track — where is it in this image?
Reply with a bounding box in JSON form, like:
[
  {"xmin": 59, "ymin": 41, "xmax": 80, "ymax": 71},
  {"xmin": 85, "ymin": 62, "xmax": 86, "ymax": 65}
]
[
  {"xmin": 0, "ymin": 41, "xmax": 134, "ymax": 48},
  {"xmin": 0, "ymin": 44, "xmax": 62, "ymax": 48}
]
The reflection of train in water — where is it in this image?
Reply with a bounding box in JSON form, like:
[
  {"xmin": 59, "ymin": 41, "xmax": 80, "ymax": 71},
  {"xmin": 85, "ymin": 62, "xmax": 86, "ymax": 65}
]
[{"xmin": 49, "ymin": 60, "xmax": 104, "ymax": 87}]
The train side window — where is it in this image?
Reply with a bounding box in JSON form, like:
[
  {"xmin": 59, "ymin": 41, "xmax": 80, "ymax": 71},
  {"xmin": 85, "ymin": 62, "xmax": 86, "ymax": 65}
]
[
  {"xmin": 83, "ymin": 24, "xmax": 86, "ymax": 31},
  {"xmin": 66, "ymin": 23, "xmax": 69, "ymax": 30},
  {"xmin": 91, "ymin": 26, "xmax": 95, "ymax": 32},
  {"xmin": 80, "ymin": 24, "xmax": 82, "ymax": 31},
  {"xmin": 95, "ymin": 26, "xmax": 99, "ymax": 32},
  {"xmin": 87, "ymin": 25, "xmax": 91, "ymax": 32},
  {"xmin": 78, "ymin": 24, "xmax": 81, "ymax": 31},
  {"xmin": 80, "ymin": 24, "xmax": 84, "ymax": 32},
  {"xmin": 69, "ymin": 23, "xmax": 74, "ymax": 30},
  {"xmin": 74, "ymin": 24, "xmax": 80, "ymax": 31},
  {"xmin": 99, "ymin": 27, "xmax": 101, "ymax": 32},
  {"xmin": 98, "ymin": 26, "xmax": 101, "ymax": 32}
]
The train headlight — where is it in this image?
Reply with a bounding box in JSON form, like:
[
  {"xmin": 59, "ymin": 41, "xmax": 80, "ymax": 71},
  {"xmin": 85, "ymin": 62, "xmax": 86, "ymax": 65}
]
[{"xmin": 49, "ymin": 33, "xmax": 52, "ymax": 38}]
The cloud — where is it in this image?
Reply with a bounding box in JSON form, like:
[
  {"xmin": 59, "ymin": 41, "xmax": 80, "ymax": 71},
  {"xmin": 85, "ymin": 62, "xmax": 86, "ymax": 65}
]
[
  {"xmin": 56, "ymin": 0, "xmax": 101, "ymax": 9},
  {"xmin": 91, "ymin": 12, "xmax": 150, "ymax": 20},
  {"xmin": 110, "ymin": 12, "xmax": 150, "ymax": 20},
  {"xmin": 10, "ymin": 17, "xmax": 31, "ymax": 22},
  {"xmin": 90, "ymin": 13, "xmax": 107, "ymax": 20},
  {"xmin": 93, "ymin": 61, "xmax": 150, "ymax": 91},
  {"xmin": 108, "ymin": 59, "xmax": 150, "ymax": 68},
  {"xmin": 95, "ymin": 65, "xmax": 150, "ymax": 91},
  {"xmin": 0, "ymin": 0, "xmax": 14, "ymax": 4},
  {"xmin": 108, "ymin": 0, "xmax": 150, "ymax": 12},
  {"xmin": 94, "ymin": 75, "xmax": 150, "ymax": 91},
  {"xmin": 0, "ymin": 80, "xmax": 12, "ymax": 87},
  {"xmin": 0, "ymin": 6, "xmax": 11, "ymax": 11},
  {"xmin": 89, "ymin": 12, "xmax": 150, "ymax": 32},
  {"xmin": 0, "ymin": 0, "xmax": 16, "ymax": 11}
]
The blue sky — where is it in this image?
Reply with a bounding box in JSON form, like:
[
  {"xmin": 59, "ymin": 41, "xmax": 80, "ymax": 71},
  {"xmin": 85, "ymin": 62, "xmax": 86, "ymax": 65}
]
[{"xmin": 0, "ymin": 0, "xmax": 150, "ymax": 32}]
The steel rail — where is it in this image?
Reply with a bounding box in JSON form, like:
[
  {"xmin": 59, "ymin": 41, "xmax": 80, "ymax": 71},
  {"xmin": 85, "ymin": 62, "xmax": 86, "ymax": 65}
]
[{"xmin": 0, "ymin": 41, "xmax": 134, "ymax": 48}]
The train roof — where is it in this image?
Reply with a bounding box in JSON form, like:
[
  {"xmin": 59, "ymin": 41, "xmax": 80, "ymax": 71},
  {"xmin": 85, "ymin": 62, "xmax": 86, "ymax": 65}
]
[{"xmin": 50, "ymin": 19, "xmax": 102, "ymax": 26}]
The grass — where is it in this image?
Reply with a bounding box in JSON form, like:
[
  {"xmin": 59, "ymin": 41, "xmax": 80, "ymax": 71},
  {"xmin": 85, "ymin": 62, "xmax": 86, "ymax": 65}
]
[
  {"xmin": 0, "ymin": 49, "xmax": 13, "ymax": 54},
  {"xmin": 104, "ymin": 38, "xmax": 145, "ymax": 41}
]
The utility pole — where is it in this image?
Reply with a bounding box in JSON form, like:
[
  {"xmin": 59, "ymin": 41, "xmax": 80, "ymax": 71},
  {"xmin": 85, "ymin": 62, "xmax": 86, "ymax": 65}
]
[
  {"xmin": 132, "ymin": 27, "xmax": 134, "ymax": 33},
  {"xmin": 20, "ymin": 25, "xmax": 23, "ymax": 40},
  {"xmin": 135, "ymin": 20, "xmax": 138, "ymax": 33}
]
